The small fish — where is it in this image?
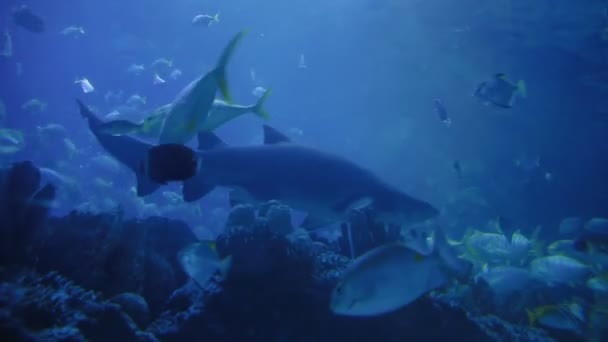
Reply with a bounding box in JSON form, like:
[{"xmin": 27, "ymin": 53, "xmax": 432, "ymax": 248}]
[
  {"xmin": 476, "ymin": 265, "xmax": 536, "ymax": 296},
  {"xmin": 527, "ymin": 302, "xmax": 586, "ymax": 335},
  {"xmin": 474, "ymin": 73, "xmax": 526, "ymax": 109},
  {"xmin": 587, "ymin": 273, "xmax": 608, "ymax": 294},
  {"xmin": 127, "ymin": 64, "xmax": 145, "ymax": 75},
  {"xmin": 98, "ymin": 119, "xmax": 143, "ymax": 135},
  {"xmin": 252, "ymin": 86, "xmax": 267, "ymax": 98},
  {"xmin": 0, "ymin": 128, "xmax": 24, "ymax": 154},
  {"xmin": 453, "ymin": 160, "xmax": 462, "ymax": 178},
  {"xmin": 75, "ymin": 78, "xmax": 94, "ymax": 93},
  {"xmin": 250, "ymin": 68, "xmax": 256, "ymax": 81},
  {"xmin": 150, "ymin": 58, "xmax": 173, "ymax": 69},
  {"xmin": 330, "ymin": 243, "xmax": 450, "ymax": 316},
  {"xmin": 529, "ymin": 255, "xmax": 591, "ymax": 286},
  {"xmin": 21, "ymin": 98, "xmax": 47, "ymax": 112},
  {"xmin": 298, "ymin": 53, "xmax": 307, "ymax": 68},
  {"xmin": 126, "ymin": 94, "xmax": 147, "ymax": 107},
  {"xmin": 153, "ymin": 73, "xmax": 166, "ymax": 85},
  {"xmin": 12, "ymin": 5, "xmax": 45, "ymax": 33},
  {"xmin": 585, "ymin": 217, "xmax": 608, "ymax": 234},
  {"xmin": 170, "ymin": 69, "xmax": 182, "ymax": 80},
  {"xmin": 60, "ymin": 26, "xmax": 85, "ymax": 37},
  {"xmin": 0, "ymin": 30, "xmax": 13, "ymax": 57},
  {"xmin": 192, "ymin": 13, "xmax": 220, "ymax": 27},
  {"xmin": 178, "ymin": 241, "xmax": 232, "ymax": 288},
  {"xmin": 141, "ymin": 144, "xmax": 200, "ymax": 184},
  {"xmin": 514, "ymin": 155, "xmax": 540, "ymax": 171},
  {"xmin": 433, "ymin": 98, "xmax": 451, "ymax": 126}
]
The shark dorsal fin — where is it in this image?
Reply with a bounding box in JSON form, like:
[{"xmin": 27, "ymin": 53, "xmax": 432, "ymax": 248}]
[
  {"xmin": 197, "ymin": 132, "xmax": 226, "ymax": 150},
  {"xmin": 263, "ymin": 125, "xmax": 290, "ymax": 144}
]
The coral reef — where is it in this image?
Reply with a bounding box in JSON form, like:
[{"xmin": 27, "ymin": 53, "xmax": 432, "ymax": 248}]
[{"xmin": 0, "ymin": 161, "xmax": 571, "ymax": 341}]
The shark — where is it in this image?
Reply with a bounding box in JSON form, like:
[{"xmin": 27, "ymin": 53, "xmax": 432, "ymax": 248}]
[
  {"xmin": 180, "ymin": 125, "xmax": 439, "ymax": 230},
  {"xmin": 76, "ymin": 99, "xmax": 159, "ymax": 197}
]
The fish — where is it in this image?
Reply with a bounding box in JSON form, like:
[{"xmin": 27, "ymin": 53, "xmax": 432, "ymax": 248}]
[
  {"xmin": 98, "ymin": 120, "xmax": 144, "ymax": 135},
  {"xmin": 474, "ymin": 73, "xmax": 526, "ymax": 109},
  {"xmin": 153, "ymin": 73, "xmax": 166, "ymax": 85},
  {"xmin": 75, "ymin": 78, "xmax": 94, "ymax": 93},
  {"xmin": 192, "ymin": 13, "xmax": 220, "ymax": 27},
  {"xmin": 527, "ymin": 302, "xmax": 586, "ymax": 335},
  {"xmin": 433, "ymin": 98, "xmax": 451, "ymax": 126},
  {"xmin": 0, "ymin": 128, "xmax": 24, "ymax": 154},
  {"xmin": 529, "ymin": 255, "xmax": 592, "ymax": 286},
  {"xmin": 330, "ymin": 242, "xmax": 450, "ymax": 316},
  {"xmin": 587, "ymin": 273, "xmax": 608, "ymax": 294},
  {"xmin": 60, "ymin": 26, "xmax": 85, "ymax": 37},
  {"xmin": 197, "ymin": 90, "xmax": 271, "ymax": 132},
  {"xmin": 573, "ymin": 230, "xmax": 608, "ymax": 256},
  {"xmin": 178, "ymin": 125, "xmax": 438, "ymax": 232},
  {"xmin": 298, "ymin": 54, "xmax": 307, "ymax": 68},
  {"xmin": 585, "ymin": 217, "xmax": 608, "ymax": 234},
  {"xmin": 476, "ymin": 265, "xmax": 537, "ymax": 297},
  {"xmin": 21, "ymin": 99, "xmax": 47, "ymax": 113},
  {"xmin": 178, "ymin": 241, "xmax": 232, "ymax": 288},
  {"xmin": 127, "ymin": 64, "xmax": 145, "ymax": 75},
  {"xmin": 141, "ymin": 144, "xmax": 200, "ymax": 184},
  {"xmin": 150, "ymin": 58, "xmax": 173, "ymax": 69},
  {"xmin": 158, "ymin": 30, "xmax": 246, "ymax": 144},
  {"xmin": 0, "ymin": 30, "xmax": 13, "ymax": 57},
  {"xmin": 126, "ymin": 94, "xmax": 147, "ymax": 107},
  {"xmin": 12, "ymin": 5, "xmax": 45, "ymax": 33},
  {"xmin": 76, "ymin": 99, "xmax": 160, "ymax": 196},
  {"xmin": 170, "ymin": 69, "xmax": 182, "ymax": 80},
  {"xmin": 252, "ymin": 86, "xmax": 267, "ymax": 98}
]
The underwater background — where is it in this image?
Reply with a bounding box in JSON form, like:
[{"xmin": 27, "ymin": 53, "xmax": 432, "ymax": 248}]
[{"xmin": 1, "ymin": 0, "xmax": 608, "ymax": 341}]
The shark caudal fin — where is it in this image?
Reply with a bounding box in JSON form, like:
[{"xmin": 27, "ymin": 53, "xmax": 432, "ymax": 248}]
[
  {"xmin": 253, "ymin": 88, "xmax": 271, "ymax": 119},
  {"xmin": 214, "ymin": 30, "xmax": 248, "ymax": 103}
]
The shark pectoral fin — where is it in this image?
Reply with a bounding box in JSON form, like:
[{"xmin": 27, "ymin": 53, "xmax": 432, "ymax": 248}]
[
  {"xmin": 182, "ymin": 174, "xmax": 214, "ymax": 202},
  {"xmin": 263, "ymin": 125, "xmax": 291, "ymax": 144},
  {"xmin": 300, "ymin": 215, "xmax": 334, "ymax": 231},
  {"xmin": 332, "ymin": 195, "xmax": 374, "ymax": 215},
  {"xmin": 197, "ymin": 132, "xmax": 227, "ymax": 150},
  {"xmin": 136, "ymin": 171, "xmax": 160, "ymax": 197}
]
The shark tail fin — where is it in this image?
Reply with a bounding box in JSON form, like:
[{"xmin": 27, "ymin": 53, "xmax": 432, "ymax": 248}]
[
  {"xmin": 253, "ymin": 87, "xmax": 271, "ymax": 120},
  {"xmin": 215, "ymin": 30, "xmax": 248, "ymax": 103}
]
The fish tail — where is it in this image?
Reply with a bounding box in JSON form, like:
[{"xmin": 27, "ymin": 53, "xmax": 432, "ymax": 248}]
[
  {"xmin": 517, "ymin": 80, "xmax": 527, "ymax": 98},
  {"xmin": 214, "ymin": 13, "xmax": 220, "ymax": 22},
  {"xmin": 253, "ymin": 87, "xmax": 272, "ymax": 119},
  {"xmin": 215, "ymin": 30, "xmax": 248, "ymax": 103},
  {"xmin": 526, "ymin": 309, "xmax": 536, "ymax": 326}
]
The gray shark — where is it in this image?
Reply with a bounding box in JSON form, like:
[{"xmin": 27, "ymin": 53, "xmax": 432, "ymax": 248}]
[
  {"xmin": 182, "ymin": 125, "xmax": 438, "ymax": 230},
  {"xmin": 76, "ymin": 99, "xmax": 159, "ymax": 196}
]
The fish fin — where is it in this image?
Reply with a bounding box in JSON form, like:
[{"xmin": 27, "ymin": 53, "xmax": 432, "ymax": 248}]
[
  {"xmin": 263, "ymin": 125, "xmax": 291, "ymax": 144},
  {"xmin": 300, "ymin": 215, "xmax": 334, "ymax": 230},
  {"xmin": 197, "ymin": 132, "xmax": 227, "ymax": 150},
  {"xmin": 526, "ymin": 309, "xmax": 536, "ymax": 326},
  {"xmin": 253, "ymin": 87, "xmax": 271, "ymax": 119},
  {"xmin": 517, "ymin": 80, "xmax": 527, "ymax": 98},
  {"xmin": 182, "ymin": 173, "xmax": 214, "ymax": 202},
  {"xmin": 215, "ymin": 30, "xmax": 248, "ymax": 103},
  {"xmin": 331, "ymin": 195, "xmax": 373, "ymax": 214},
  {"xmin": 75, "ymin": 99, "xmax": 102, "ymax": 127},
  {"xmin": 135, "ymin": 169, "xmax": 161, "ymax": 197},
  {"xmin": 218, "ymin": 255, "xmax": 232, "ymax": 279}
]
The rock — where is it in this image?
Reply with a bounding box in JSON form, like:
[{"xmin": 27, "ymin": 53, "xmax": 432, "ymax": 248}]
[
  {"xmin": 110, "ymin": 293, "xmax": 150, "ymax": 328},
  {"xmin": 266, "ymin": 203, "xmax": 293, "ymax": 236},
  {"xmin": 225, "ymin": 204, "xmax": 256, "ymax": 232}
]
